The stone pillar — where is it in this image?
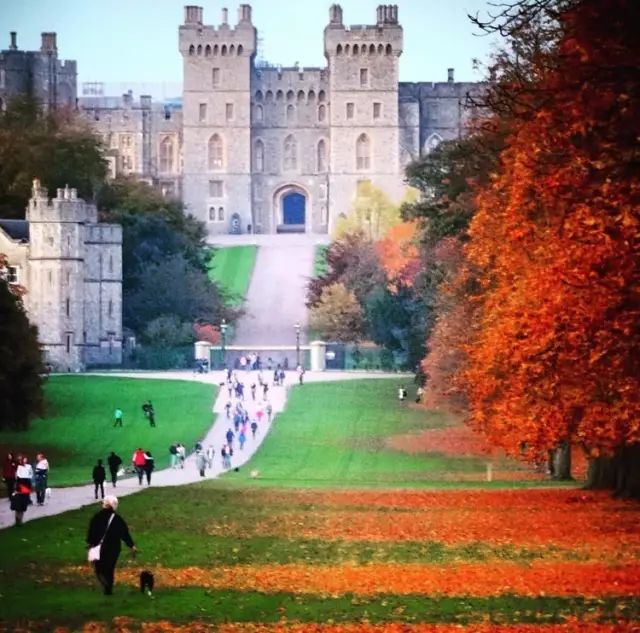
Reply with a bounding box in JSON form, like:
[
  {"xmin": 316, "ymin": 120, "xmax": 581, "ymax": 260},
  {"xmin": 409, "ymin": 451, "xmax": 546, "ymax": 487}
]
[
  {"xmin": 310, "ymin": 340, "xmax": 327, "ymax": 372},
  {"xmin": 194, "ymin": 340, "xmax": 212, "ymax": 361}
]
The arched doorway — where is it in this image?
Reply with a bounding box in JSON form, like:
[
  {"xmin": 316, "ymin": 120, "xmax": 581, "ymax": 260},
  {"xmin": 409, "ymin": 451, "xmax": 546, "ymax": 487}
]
[
  {"xmin": 282, "ymin": 191, "xmax": 305, "ymax": 225},
  {"xmin": 274, "ymin": 184, "xmax": 308, "ymax": 233}
]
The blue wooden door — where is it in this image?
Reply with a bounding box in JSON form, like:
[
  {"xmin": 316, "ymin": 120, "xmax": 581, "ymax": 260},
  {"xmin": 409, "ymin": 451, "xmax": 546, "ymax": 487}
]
[{"xmin": 283, "ymin": 192, "xmax": 305, "ymax": 225}]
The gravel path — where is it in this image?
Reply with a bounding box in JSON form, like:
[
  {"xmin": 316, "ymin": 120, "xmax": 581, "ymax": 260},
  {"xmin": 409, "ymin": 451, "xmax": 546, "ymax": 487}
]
[{"xmin": 0, "ymin": 370, "xmax": 407, "ymax": 529}]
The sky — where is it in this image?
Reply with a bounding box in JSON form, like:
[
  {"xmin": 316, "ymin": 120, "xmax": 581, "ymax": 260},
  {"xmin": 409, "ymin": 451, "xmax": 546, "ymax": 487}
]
[{"xmin": 2, "ymin": 0, "xmax": 500, "ymax": 98}]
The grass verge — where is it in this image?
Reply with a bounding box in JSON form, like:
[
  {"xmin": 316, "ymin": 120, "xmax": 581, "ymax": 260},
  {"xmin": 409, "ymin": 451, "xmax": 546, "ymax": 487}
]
[{"xmin": 206, "ymin": 245, "xmax": 258, "ymax": 306}]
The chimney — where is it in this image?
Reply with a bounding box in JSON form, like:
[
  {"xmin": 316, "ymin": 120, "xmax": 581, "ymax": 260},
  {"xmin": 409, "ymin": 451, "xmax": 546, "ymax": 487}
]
[
  {"xmin": 447, "ymin": 67, "xmax": 454, "ymax": 82},
  {"xmin": 329, "ymin": 4, "xmax": 343, "ymax": 26},
  {"xmin": 221, "ymin": 7, "xmax": 229, "ymax": 24},
  {"xmin": 184, "ymin": 6, "xmax": 203, "ymax": 25},
  {"xmin": 41, "ymin": 32, "xmax": 57, "ymax": 53},
  {"xmin": 9, "ymin": 31, "xmax": 17, "ymax": 50},
  {"xmin": 122, "ymin": 90, "xmax": 133, "ymax": 107},
  {"xmin": 238, "ymin": 4, "xmax": 252, "ymax": 23}
]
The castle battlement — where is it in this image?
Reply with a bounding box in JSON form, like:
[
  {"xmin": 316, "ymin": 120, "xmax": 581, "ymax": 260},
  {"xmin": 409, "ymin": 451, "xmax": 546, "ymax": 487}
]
[{"xmin": 27, "ymin": 181, "xmax": 98, "ymax": 224}]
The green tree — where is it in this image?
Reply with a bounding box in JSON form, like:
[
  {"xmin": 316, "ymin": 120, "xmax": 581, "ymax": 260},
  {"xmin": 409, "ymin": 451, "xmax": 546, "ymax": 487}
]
[
  {"xmin": 0, "ymin": 96, "xmax": 106, "ymax": 218},
  {"xmin": 0, "ymin": 261, "xmax": 44, "ymax": 430},
  {"xmin": 141, "ymin": 315, "xmax": 195, "ymax": 347},
  {"xmin": 309, "ymin": 283, "xmax": 365, "ymax": 344}
]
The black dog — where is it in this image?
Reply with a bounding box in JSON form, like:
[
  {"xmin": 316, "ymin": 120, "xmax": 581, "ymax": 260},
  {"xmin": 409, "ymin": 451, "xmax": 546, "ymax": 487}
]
[{"xmin": 139, "ymin": 570, "xmax": 154, "ymax": 595}]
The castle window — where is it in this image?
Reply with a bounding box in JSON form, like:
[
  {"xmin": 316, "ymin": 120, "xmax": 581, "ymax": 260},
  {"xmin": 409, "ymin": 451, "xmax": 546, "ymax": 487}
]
[
  {"xmin": 109, "ymin": 255, "xmax": 113, "ymax": 273},
  {"xmin": 254, "ymin": 140, "xmax": 265, "ymax": 172},
  {"xmin": 208, "ymin": 134, "xmax": 224, "ymax": 170},
  {"xmin": 286, "ymin": 90, "xmax": 294, "ymax": 102},
  {"xmin": 212, "ymin": 68, "xmax": 220, "ymax": 87},
  {"xmin": 353, "ymin": 44, "xmax": 359, "ymax": 56},
  {"xmin": 255, "ymin": 90, "xmax": 264, "ymax": 102},
  {"xmin": 189, "ymin": 45, "xmax": 195, "ymax": 56},
  {"xmin": 66, "ymin": 298, "xmax": 70, "ymax": 317},
  {"xmin": 318, "ymin": 104, "xmax": 326, "ymax": 122},
  {"xmin": 209, "ymin": 180, "xmax": 224, "ymax": 197},
  {"xmin": 346, "ymin": 102, "xmax": 355, "ymax": 119},
  {"xmin": 360, "ymin": 68, "xmax": 369, "ymax": 86},
  {"xmin": 0, "ymin": 69, "xmax": 5, "ymax": 89},
  {"xmin": 218, "ymin": 207, "xmax": 225, "ymax": 222},
  {"xmin": 108, "ymin": 300, "xmax": 113, "ymax": 317},
  {"xmin": 265, "ymin": 90, "xmax": 274, "ymax": 103},
  {"xmin": 344, "ymin": 44, "xmax": 350, "ymax": 55},
  {"xmin": 369, "ymin": 44, "xmax": 376, "ymax": 54},
  {"xmin": 237, "ymin": 44, "xmax": 244, "ymax": 55},
  {"xmin": 286, "ymin": 104, "xmax": 295, "ymax": 122},
  {"xmin": 297, "ymin": 90, "xmax": 305, "ymax": 103},
  {"xmin": 229, "ymin": 44, "xmax": 235, "ymax": 55},
  {"xmin": 318, "ymin": 90, "xmax": 326, "ymax": 103},
  {"xmin": 221, "ymin": 45, "xmax": 227, "ymax": 56},
  {"xmin": 373, "ymin": 102, "xmax": 381, "ymax": 119},
  {"xmin": 205, "ymin": 44, "xmax": 211, "ymax": 57},
  {"xmin": 48, "ymin": 270, "xmax": 53, "ymax": 284},
  {"xmin": 336, "ymin": 44, "xmax": 343, "ymax": 55},
  {"xmin": 6, "ymin": 265, "xmax": 19, "ymax": 284},
  {"xmin": 199, "ymin": 103, "xmax": 207, "ymax": 122},
  {"xmin": 254, "ymin": 104, "xmax": 263, "ymax": 122},
  {"xmin": 377, "ymin": 43, "xmax": 384, "ymax": 55},
  {"xmin": 283, "ymin": 135, "xmax": 297, "ymax": 171},
  {"xmin": 317, "ymin": 139, "xmax": 327, "ymax": 172},
  {"xmin": 213, "ymin": 44, "xmax": 219, "ymax": 56},
  {"xmin": 66, "ymin": 333, "xmax": 72, "ymax": 355},
  {"xmin": 159, "ymin": 136, "xmax": 174, "ymax": 173},
  {"xmin": 209, "ymin": 207, "xmax": 217, "ymax": 221},
  {"xmin": 276, "ymin": 90, "xmax": 284, "ymax": 102},
  {"xmin": 164, "ymin": 106, "xmax": 171, "ymax": 120},
  {"xmin": 319, "ymin": 184, "xmax": 327, "ymax": 200},
  {"xmin": 197, "ymin": 44, "xmax": 203, "ymax": 55},
  {"xmin": 356, "ymin": 133, "xmax": 371, "ymax": 170},
  {"xmin": 225, "ymin": 102, "xmax": 234, "ymax": 121},
  {"xmin": 385, "ymin": 43, "xmax": 393, "ymax": 55},
  {"xmin": 308, "ymin": 90, "xmax": 316, "ymax": 104}
]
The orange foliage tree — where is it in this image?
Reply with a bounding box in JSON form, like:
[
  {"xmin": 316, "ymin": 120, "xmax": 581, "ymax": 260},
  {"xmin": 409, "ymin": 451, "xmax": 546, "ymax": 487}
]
[
  {"xmin": 376, "ymin": 221, "xmax": 421, "ymax": 290},
  {"xmin": 458, "ymin": 0, "xmax": 640, "ymax": 494}
]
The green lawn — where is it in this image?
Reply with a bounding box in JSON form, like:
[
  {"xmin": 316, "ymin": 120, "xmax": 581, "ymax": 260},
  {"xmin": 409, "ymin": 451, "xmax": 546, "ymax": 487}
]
[
  {"xmin": 206, "ymin": 245, "xmax": 257, "ymax": 306},
  {"xmin": 221, "ymin": 379, "xmax": 537, "ymax": 488},
  {"xmin": 0, "ymin": 376, "xmax": 216, "ymax": 486}
]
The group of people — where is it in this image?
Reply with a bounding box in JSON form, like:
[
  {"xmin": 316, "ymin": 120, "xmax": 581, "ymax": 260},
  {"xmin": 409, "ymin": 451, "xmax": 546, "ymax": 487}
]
[
  {"xmin": 131, "ymin": 448, "xmax": 155, "ymax": 486},
  {"xmin": 113, "ymin": 401, "xmax": 157, "ymax": 429},
  {"xmin": 168, "ymin": 443, "xmax": 187, "ymax": 469},
  {"xmin": 194, "ymin": 441, "xmax": 216, "ymax": 477},
  {"xmin": 3, "ymin": 452, "xmax": 50, "ymax": 525}
]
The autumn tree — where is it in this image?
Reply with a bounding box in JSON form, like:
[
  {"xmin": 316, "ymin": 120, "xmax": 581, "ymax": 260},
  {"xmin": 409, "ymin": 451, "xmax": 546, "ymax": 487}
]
[
  {"xmin": 309, "ymin": 283, "xmax": 365, "ymax": 344},
  {"xmin": 458, "ymin": 0, "xmax": 640, "ymax": 495}
]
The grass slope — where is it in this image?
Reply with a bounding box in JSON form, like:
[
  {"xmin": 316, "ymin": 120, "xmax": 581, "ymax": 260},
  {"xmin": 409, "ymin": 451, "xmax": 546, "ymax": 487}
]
[
  {"xmin": 224, "ymin": 379, "xmax": 534, "ymax": 488},
  {"xmin": 0, "ymin": 376, "xmax": 216, "ymax": 486},
  {"xmin": 206, "ymin": 245, "xmax": 257, "ymax": 306}
]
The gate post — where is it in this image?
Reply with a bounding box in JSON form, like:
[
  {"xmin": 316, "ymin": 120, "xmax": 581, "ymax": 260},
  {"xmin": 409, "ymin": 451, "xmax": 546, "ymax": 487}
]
[{"xmin": 310, "ymin": 340, "xmax": 327, "ymax": 371}]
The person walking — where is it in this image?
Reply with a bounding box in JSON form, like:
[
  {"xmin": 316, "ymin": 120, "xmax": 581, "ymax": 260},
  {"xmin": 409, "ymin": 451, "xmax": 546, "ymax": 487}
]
[
  {"xmin": 132, "ymin": 448, "xmax": 146, "ymax": 485},
  {"xmin": 239, "ymin": 430, "xmax": 246, "ymax": 450},
  {"xmin": 196, "ymin": 450, "xmax": 207, "ymax": 477},
  {"xmin": 251, "ymin": 420, "xmax": 258, "ymax": 439},
  {"xmin": 143, "ymin": 451, "xmax": 155, "ymax": 485},
  {"xmin": 226, "ymin": 428, "xmax": 235, "ymax": 449},
  {"xmin": 206, "ymin": 445, "xmax": 215, "ymax": 469},
  {"xmin": 86, "ymin": 496, "xmax": 136, "ymax": 595},
  {"xmin": 266, "ymin": 403, "xmax": 273, "ymax": 423},
  {"xmin": 177, "ymin": 443, "xmax": 186, "ymax": 468},
  {"xmin": 93, "ymin": 459, "xmax": 106, "ymax": 499},
  {"xmin": 16, "ymin": 456, "xmax": 33, "ymax": 505},
  {"xmin": 34, "ymin": 452, "xmax": 49, "ymax": 506},
  {"xmin": 297, "ymin": 364, "xmax": 305, "ymax": 385},
  {"xmin": 113, "ymin": 408, "xmax": 123, "ymax": 428},
  {"xmin": 251, "ymin": 383, "xmax": 256, "ymax": 401},
  {"xmin": 169, "ymin": 443, "xmax": 178, "ymax": 468},
  {"xmin": 10, "ymin": 479, "xmax": 31, "ymax": 526},
  {"xmin": 3, "ymin": 452, "xmax": 17, "ymax": 499},
  {"xmin": 225, "ymin": 401, "xmax": 232, "ymax": 419},
  {"xmin": 107, "ymin": 452, "xmax": 122, "ymax": 487},
  {"xmin": 143, "ymin": 401, "xmax": 156, "ymax": 427}
]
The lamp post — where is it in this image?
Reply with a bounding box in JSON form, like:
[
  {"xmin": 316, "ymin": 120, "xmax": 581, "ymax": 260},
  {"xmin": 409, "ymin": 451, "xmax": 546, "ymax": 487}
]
[
  {"xmin": 295, "ymin": 322, "xmax": 301, "ymax": 367},
  {"xmin": 220, "ymin": 318, "xmax": 227, "ymax": 368}
]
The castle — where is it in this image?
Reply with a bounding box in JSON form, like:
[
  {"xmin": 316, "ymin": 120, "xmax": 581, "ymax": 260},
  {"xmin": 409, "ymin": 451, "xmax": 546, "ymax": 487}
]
[
  {"xmin": 76, "ymin": 4, "xmax": 481, "ymax": 238},
  {"xmin": 0, "ymin": 182, "xmax": 123, "ymax": 372}
]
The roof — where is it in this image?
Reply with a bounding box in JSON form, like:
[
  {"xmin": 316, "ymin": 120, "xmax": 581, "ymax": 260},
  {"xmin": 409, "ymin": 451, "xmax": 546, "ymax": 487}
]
[{"xmin": 0, "ymin": 219, "xmax": 30, "ymax": 242}]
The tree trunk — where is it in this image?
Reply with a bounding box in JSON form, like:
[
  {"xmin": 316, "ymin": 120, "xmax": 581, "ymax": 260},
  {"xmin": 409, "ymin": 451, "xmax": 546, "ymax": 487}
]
[
  {"xmin": 585, "ymin": 445, "xmax": 640, "ymax": 499},
  {"xmin": 550, "ymin": 441, "xmax": 572, "ymax": 480}
]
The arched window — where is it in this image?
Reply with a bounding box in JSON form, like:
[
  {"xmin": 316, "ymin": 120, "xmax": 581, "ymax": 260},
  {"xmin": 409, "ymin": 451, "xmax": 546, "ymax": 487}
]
[
  {"xmin": 353, "ymin": 44, "xmax": 359, "ymax": 55},
  {"xmin": 213, "ymin": 44, "xmax": 219, "ymax": 55},
  {"xmin": 255, "ymin": 90, "xmax": 263, "ymax": 102},
  {"xmin": 286, "ymin": 104, "xmax": 295, "ymax": 122},
  {"xmin": 297, "ymin": 90, "xmax": 305, "ymax": 103},
  {"xmin": 254, "ymin": 104, "xmax": 263, "ymax": 122},
  {"xmin": 377, "ymin": 43, "xmax": 384, "ymax": 55},
  {"xmin": 356, "ymin": 133, "xmax": 370, "ymax": 170},
  {"xmin": 283, "ymin": 135, "xmax": 297, "ymax": 171},
  {"xmin": 254, "ymin": 139, "xmax": 264, "ymax": 172},
  {"xmin": 385, "ymin": 43, "xmax": 392, "ymax": 55},
  {"xmin": 344, "ymin": 44, "xmax": 350, "ymax": 55},
  {"xmin": 286, "ymin": 90, "xmax": 295, "ymax": 102},
  {"xmin": 276, "ymin": 90, "xmax": 284, "ymax": 102},
  {"xmin": 318, "ymin": 104, "xmax": 326, "ymax": 122},
  {"xmin": 159, "ymin": 136, "xmax": 174, "ymax": 173},
  {"xmin": 238, "ymin": 44, "xmax": 244, "ymax": 55},
  {"xmin": 337, "ymin": 44, "xmax": 343, "ymax": 55},
  {"xmin": 265, "ymin": 90, "xmax": 274, "ymax": 103},
  {"xmin": 221, "ymin": 44, "xmax": 227, "ymax": 56},
  {"xmin": 189, "ymin": 44, "xmax": 195, "ymax": 56},
  {"xmin": 369, "ymin": 44, "xmax": 375, "ymax": 54},
  {"xmin": 197, "ymin": 44, "xmax": 203, "ymax": 55},
  {"xmin": 308, "ymin": 90, "xmax": 316, "ymax": 104},
  {"xmin": 229, "ymin": 44, "xmax": 235, "ymax": 55},
  {"xmin": 208, "ymin": 134, "xmax": 224, "ymax": 170},
  {"xmin": 318, "ymin": 90, "xmax": 326, "ymax": 103},
  {"xmin": 317, "ymin": 139, "xmax": 327, "ymax": 172},
  {"xmin": 218, "ymin": 207, "xmax": 225, "ymax": 221},
  {"xmin": 205, "ymin": 44, "xmax": 211, "ymax": 57},
  {"xmin": 424, "ymin": 133, "xmax": 443, "ymax": 154}
]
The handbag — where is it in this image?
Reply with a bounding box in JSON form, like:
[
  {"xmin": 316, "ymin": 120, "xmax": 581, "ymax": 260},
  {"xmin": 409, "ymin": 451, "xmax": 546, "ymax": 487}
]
[{"xmin": 87, "ymin": 513, "xmax": 115, "ymax": 562}]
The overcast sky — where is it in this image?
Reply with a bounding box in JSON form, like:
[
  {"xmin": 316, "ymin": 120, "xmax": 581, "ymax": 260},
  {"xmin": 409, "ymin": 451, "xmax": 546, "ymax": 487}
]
[{"xmin": 3, "ymin": 0, "xmax": 500, "ymax": 96}]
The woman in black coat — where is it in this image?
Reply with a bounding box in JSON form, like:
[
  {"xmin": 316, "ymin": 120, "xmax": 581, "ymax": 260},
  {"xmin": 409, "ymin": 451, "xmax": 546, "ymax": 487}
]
[{"xmin": 86, "ymin": 496, "xmax": 136, "ymax": 595}]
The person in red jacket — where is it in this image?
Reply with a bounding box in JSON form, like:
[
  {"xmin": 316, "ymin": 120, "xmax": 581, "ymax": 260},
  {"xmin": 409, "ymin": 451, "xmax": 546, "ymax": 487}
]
[
  {"xmin": 131, "ymin": 448, "xmax": 146, "ymax": 485},
  {"xmin": 3, "ymin": 452, "xmax": 17, "ymax": 499}
]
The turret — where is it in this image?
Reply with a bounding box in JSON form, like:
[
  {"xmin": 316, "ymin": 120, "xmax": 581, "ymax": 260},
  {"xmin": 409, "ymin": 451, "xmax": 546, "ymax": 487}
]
[
  {"xmin": 9, "ymin": 31, "xmax": 17, "ymax": 50},
  {"xmin": 40, "ymin": 32, "xmax": 57, "ymax": 54}
]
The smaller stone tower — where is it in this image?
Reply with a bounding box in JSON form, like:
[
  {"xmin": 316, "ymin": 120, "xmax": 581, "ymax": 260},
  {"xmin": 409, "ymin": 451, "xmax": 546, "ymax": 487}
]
[{"xmin": 180, "ymin": 5, "xmax": 257, "ymax": 234}]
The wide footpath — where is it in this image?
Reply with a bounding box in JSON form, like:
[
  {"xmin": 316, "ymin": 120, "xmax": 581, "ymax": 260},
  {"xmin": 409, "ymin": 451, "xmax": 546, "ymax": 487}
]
[{"xmin": 0, "ymin": 370, "xmax": 406, "ymax": 529}]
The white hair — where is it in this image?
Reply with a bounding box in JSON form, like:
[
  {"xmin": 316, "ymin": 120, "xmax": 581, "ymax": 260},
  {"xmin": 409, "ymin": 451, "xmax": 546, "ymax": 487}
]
[{"xmin": 103, "ymin": 495, "xmax": 118, "ymax": 511}]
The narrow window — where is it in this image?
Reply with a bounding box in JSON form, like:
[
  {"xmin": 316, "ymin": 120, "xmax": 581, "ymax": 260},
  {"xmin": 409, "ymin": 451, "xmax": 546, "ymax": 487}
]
[
  {"xmin": 65, "ymin": 298, "xmax": 70, "ymax": 317},
  {"xmin": 209, "ymin": 207, "xmax": 216, "ymax": 221},
  {"xmin": 356, "ymin": 133, "xmax": 371, "ymax": 170},
  {"xmin": 373, "ymin": 102, "xmax": 381, "ymax": 119},
  {"xmin": 209, "ymin": 180, "xmax": 223, "ymax": 197},
  {"xmin": 66, "ymin": 333, "xmax": 72, "ymax": 354},
  {"xmin": 254, "ymin": 104, "xmax": 263, "ymax": 122},
  {"xmin": 283, "ymin": 135, "xmax": 297, "ymax": 171},
  {"xmin": 317, "ymin": 139, "xmax": 327, "ymax": 172},
  {"xmin": 318, "ymin": 104, "xmax": 326, "ymax": 122},
  {"xmin": 108, "ymin": 299, "xmax": 113, "ymax": 317},
  {"xmin": 254, "ymin": 140, "xmax": 265, "ymax": 173},
  {"xmin": 360, "ymin": 68, "xmax": 369, "ymax": 86},
  {"xmin": 199, "ymin": 103, "xmax": 207, "ymax": 122},
  {"xmin": 218, "ymin": 207, "xmax": 225, "ymax": 222},
  {"xmin": 225, "ymin": 103, "xmax": 234, "ymax": 121},
  {"xmin": 208, "ymin": 134, "xmax": 224, "ymax": 169},
  {"xmin": 346, "ymin": 102, "xmax": 355, "ymax": 119},
  {"xmin": 159, "ymin": 136, "xmax": 174, "ymax": 172},
  {"xmin": 286, "ymin": 104, "xmax": 295, "ymax": 122},
  {"xmin": 212, "ymin": 68, "xmax": 220, "ymax": 86}
]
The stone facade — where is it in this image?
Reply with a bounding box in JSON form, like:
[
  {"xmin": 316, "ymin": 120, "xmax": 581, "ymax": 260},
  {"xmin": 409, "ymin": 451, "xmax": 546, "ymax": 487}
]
[
  {"xmin": 0, "ymin": 182, "xmax": 123, "ymax": 371},
  {"xmin": 0, "ymin": 31, "xmax": 77, "ymax": 111},
  {"xmin": 1, "ymin": 6, "xmax": 482, "ymax": 241}
]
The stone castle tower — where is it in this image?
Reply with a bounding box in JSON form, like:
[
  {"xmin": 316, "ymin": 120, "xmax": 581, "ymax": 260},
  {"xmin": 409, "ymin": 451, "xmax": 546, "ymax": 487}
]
[
  {"xmin": 179, "ymin": 3, "xmax": 410, "ymax": 236},
  {"xmin": 23, "ymin": 181, "xmax": 122, "ymax": 371}
]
